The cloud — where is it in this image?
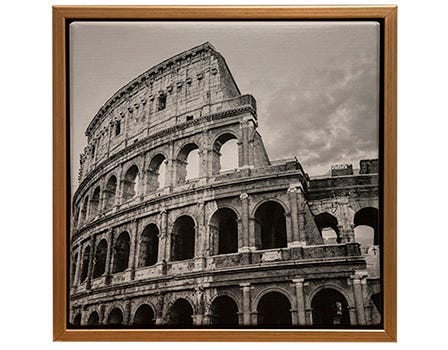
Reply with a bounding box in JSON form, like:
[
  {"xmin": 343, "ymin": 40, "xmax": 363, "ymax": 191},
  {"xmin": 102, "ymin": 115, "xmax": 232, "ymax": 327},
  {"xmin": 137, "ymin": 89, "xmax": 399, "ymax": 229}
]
[{"xmin": 256, "ymin": 53, "xmax": 379, "ymax": 176}]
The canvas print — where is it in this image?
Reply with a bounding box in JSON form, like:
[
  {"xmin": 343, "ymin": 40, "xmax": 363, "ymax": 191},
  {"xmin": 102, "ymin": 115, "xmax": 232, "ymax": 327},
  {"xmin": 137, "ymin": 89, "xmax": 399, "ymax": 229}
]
[{"xmin": 68, "ymin": 21, "xmax": 381, "ymax": 329}]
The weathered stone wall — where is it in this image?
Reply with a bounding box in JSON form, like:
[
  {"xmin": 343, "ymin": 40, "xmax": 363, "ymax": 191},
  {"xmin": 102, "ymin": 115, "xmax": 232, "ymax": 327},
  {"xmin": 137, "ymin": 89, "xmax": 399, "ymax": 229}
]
[{"xmin": 70, "ymin": 43, "xmax": 381, "ymax": 328}]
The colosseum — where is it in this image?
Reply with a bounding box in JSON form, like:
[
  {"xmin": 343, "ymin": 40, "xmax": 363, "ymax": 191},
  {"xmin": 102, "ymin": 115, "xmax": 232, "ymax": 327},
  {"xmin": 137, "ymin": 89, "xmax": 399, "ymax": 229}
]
[{"xmin": 69, "ymin": 42, "xmax": 381, "ymax": 329}]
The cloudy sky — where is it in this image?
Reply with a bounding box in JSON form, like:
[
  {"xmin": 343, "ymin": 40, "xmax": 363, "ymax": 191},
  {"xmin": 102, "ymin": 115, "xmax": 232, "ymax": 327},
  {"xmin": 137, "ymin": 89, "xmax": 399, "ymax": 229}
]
[{"xmin": 70, "ymin": 21, "xmax": 379, "ymax": 189}]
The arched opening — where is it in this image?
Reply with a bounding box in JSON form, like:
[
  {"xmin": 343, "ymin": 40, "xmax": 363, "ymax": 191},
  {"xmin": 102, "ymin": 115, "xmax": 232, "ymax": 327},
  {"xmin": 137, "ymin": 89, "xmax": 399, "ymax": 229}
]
[
  {"xmin": 210, "ymin": 208, "xmax": 238, "ymax": 255},
  {"xmin": 168, "ymin": 299, "xmax": 193, "ymax": 326},
  {"xmin": 112, "ymin": 232, "xmax": 130, "ymax": 273},
  {"xmin": 107, "ymin": 308, "xmax": 123, "ymax": 326},
  {"xmin": 257, "ymin": 292, "xmax": 292, "ymax": 326},
  {"xmin": 176, "ymin": 143, "xmax": 200, "ymax": 184},
  {"xmin": 212, "ymin": 133, "xmax": 239, "ymax": 174},
  {"xmin": 87, "ymin": 311, "xmax": 99, "ymax": 326},
  {"xmin": 354, "ymin": 207, "xmax": 379, "ymax": 246},
  {"xmin": 80, "ymin": 245, "xmax": 90, "ymax": 283},
  {"xmin": 172, "ymin": 216, "xmax": 195, "ymax": 261},
  {"xmin": 133, "ymin": 304, "xmax": 155, "ymax": 327},
  {"xmin": 211, "ymin": 295, "xmax": 239, "ymax": 326},
  {"xmin": 255, "ymin": 201, "xmax": 287, "ymax": 250},
  {"xmin": 147, "ymin": 154, "xmax": 167, "ymax": 192},
  {"xmin": 71, "ymin": 252, "xmax": 78, "ymax": 286},
  {"xmin": 89, "ymin": 186, "xmax": 101, "ymax": 217},
  {"xmin": 311, "ymin": 289, "xmax": 350, "ymax": 327},
  {"xmin": 139, "ymin": 224, "xmax": 159, "ymax": 267},
  {"xmin": 123, "ymin": 165, "xmax": 139, "ymax": 201},
  {"xmin": 104, "ymin": 175, "xmax": 117, "ymax": 210},
  {"xmin": 80, "ymin": 196, "xmax": 89, "ymax": 225},
  {"xmin": 72, "ymin": 313, "xmax": 81, "ymax": 327},
  {"xmin": 315, "ymin": 213, "xmax": 340, "ymax": 244},
  {"xmin": 93, "ymin": 239, "xmax": 107, "ymax": 278}
]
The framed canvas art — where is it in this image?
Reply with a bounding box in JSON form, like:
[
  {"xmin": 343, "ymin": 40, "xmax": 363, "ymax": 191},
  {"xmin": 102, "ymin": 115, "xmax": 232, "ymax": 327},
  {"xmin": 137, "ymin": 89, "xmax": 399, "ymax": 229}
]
[{"xmin": 53, "ymin": 5, "xmax": 397, "ymax": 342}]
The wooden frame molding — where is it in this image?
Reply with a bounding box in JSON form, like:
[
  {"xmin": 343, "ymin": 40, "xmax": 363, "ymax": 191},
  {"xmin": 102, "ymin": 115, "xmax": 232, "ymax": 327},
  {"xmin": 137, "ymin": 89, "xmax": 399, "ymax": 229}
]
[{"xmin": 53, "ymin": 5, "xmax": 397, "ymax": 342}]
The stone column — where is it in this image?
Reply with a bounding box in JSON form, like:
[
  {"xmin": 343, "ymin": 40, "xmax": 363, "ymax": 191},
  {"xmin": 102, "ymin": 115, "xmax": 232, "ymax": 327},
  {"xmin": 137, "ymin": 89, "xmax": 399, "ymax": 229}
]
[
  {"xmin": 115, "ymin": 164, "xmax": 124, "ymax": 207},
  {"xmin": 338, "ymin": 199, "xmax": 355, "ymax": 243},
  {"xmin": 195, "ymin": 201, "xmax": 207, "ymax": 269},
  {"xmin": 157, "ymin": 209, "xmax": 168, "ymax": 263},
  {"xmin": 123, "ymin": 298, "xmax": 132, "ymax": 326},
  {"xmin": 287, "ymin": 185, "xmax": 301, "ymax": 247},
  {"xmin": 240, "ymin": 119, "xmax": 250, "ymax": 167},
  {"xmin": 73, "ymin": 246, "xmax": 82, "ymax": 287},
  {"xmin": 297, "ymin": 188, "xmax": 307, "ymax": 245},
  {"xmin": 104, "ymin": 228, "xmax": 114, "ymax": 284},
  {"xmin": 292, "ymin": 278, "xmax": 307, "ymax": 325},
  {"xmin": 239, "ymin": 193, "xmax": 251, "ymax": 252},
  {"xmin": 351, "ymin": 273, "xmax": 367, "ymax": 325},
  {"xmin": 166, "ymin": 144, "xmax": 176, "ymax": 188},
  {"xmin": 86, "ymin": 234, "xmax": 96, "ymax": 290},
  {"xmin": 139, "ymin": 155, "xmax": 147, "ymax": 198},
  {"xmin": 127, "ymin": 220, "xmax": 138, "ymax": 280},
  {"xmin": 240, "ymin": 283, "xmax": 252, "ymax": 325}
]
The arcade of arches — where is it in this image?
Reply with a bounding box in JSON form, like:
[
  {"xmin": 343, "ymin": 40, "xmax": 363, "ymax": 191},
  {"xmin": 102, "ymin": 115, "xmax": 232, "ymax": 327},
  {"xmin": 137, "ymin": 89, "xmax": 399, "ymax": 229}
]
[{"xmin": 73, "ymin": 284, "xmax": 377, "ymax": 327}]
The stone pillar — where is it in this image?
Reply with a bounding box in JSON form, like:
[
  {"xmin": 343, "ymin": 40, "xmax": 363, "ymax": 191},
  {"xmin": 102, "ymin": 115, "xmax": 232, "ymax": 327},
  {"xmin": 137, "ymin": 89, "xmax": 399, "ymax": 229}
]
[
  {"xmin": 157, "ymin": 210, "xmax": 168, "ymax": 275},
  {"xmin": 297, "ymin": 188, "xmax": 307, "ymax": 245},
  {"xmin": 139, "ymin": 155, "xmax": 147, "ymax": 198},
  {"xmin": 351, "ymin": 272, "xmax": 367, "ymax": 325},
  {"xmin": 287, "ymin": 185, "xmax": 301, "ymax": 247},
  {"xmin": 239, "ymin": 193, "xmax": 252, "ymax": 252},
  {"xmin": 123, "ymin": 298, "xmax": 132, "ymax": 326},
  {"xmin": 240, "ymin": 283, "xmax": 252, "ymax": 325},
  {"xmin": 195, "ymin": 201, "xmax": 207, "ymax": 269},
  {"xmin": 127, "ymin": 220, "xmax": 138, "ymax": 280},
  {"xmin": 73, "ymin": 246, "xmax": 82, "ymax": 287},
  {"xmin": 115, "ymin": 164, "xmax": 123, "ymax": 207},
  {"xmin": 292, "ymin": 278, "xmax": 307, "ymax": 325},
  {"xmin": 240, "ymin": 119, "xmax": 250, "ymax": 167},
  {"xmin": 338, "ymin": 199, "xmax": 355, "ymax": 243},
  {"xmin": 165, "ymin": 143, "xmax": 176, "ymax": 188},
  {"xmin": 86, "ymin": 234, "xmax": 96, "ymax": 290},
  {"xmin": 104, "ymin": 228, "xmax": 114, "ymax": 284}
]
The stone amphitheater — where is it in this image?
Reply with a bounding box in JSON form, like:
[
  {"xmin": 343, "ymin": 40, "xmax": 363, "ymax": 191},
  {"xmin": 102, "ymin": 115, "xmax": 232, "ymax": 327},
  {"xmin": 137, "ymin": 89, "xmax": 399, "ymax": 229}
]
[{"xmin": 70, "ymin": 42, "xmax": 381, "ymax": 328}]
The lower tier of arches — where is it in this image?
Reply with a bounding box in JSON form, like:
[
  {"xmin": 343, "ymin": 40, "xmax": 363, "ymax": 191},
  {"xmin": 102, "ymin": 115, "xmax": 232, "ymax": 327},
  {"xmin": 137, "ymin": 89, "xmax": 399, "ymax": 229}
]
[{"xmin": 70, "ymin": 278, "xmax": 382, "ymax": 328}]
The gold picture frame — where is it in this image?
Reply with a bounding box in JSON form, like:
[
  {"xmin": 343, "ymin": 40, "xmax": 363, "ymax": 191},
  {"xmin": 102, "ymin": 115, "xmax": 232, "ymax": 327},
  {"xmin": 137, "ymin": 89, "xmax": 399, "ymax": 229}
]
[{"xmin": 53, "ymin": 5, "xmax": 397, "ymax": 342}]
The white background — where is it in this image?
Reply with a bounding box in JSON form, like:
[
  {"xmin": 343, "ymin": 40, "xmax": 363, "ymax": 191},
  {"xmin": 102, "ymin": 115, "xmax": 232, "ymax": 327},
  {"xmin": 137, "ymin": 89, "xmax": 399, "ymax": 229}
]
[{"xmin": 1, "ymin": 0, "xmax": 446, "ymax": 348}]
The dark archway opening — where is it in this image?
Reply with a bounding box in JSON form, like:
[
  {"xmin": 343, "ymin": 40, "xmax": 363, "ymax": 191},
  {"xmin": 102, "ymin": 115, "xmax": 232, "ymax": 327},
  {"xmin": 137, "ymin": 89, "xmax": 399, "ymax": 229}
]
[
  {"xmin": 139, "ymin": 224, "xmax": 159, "ymax": 267},
  {"xmin": 72, "ymin": 313, "xmax": 81, "ymax": 327},
  {"xmin": 112, "ymin": 232, "xmax": 130, "ymax": 273},
  {"xmin": 90, "ymin": 186, "xmax": 101, "ymax": 217},
  {"xmin": 210, "ymin": 208, "xmax": 238, "ymax": 255},
  {"xmin": 107, "ymin": 308, "xmax": 123, "ymax": 327},
  {"xmin": 80, "ymin": 245, "xmax": 90, "ymax": 283},
  {"xmin": 93, "ymin": 239, "xmax": 107, "ymax": 278},
  {"xmin": 315, "ymin": 212, "xmax": 341, "ymax": 244},
  {"xmin": 255, "ymin": 201, "xmax": 287, "ymax": 249},
  {"xmin": 168, "ymin": 299, "xmax": 193, "ymax": 326},
  {"xmin": 133, "ymin": 304, "xmax": 155, "ymax": 328},
  {"xmin": 87, "ymin": 311, "xmax": 99, "ymax": 326},
  {"xmin": 354, "ymin": 207, "xmax": 380, "ymax": 245},
  {"xmin": 211, "ymin": 295, "xmax": 239, "ymax": 326},
  {"xmin": 257, "ymin": 292, "xmax": 292, "ymax": 326},
  {"xmin": 123, "ymin": 165, "xmax": 139, "ymax": 201},
  {"xmin": 172, "ymin": 216, "xmax": 195, "ymax": 261},
  {"xmin": 311, "ymin": 289, "xmax": 350, "ymax": 327},
  {"xmin": 104, "ymin": 175, "xmax": 117, "ymax": 210}
]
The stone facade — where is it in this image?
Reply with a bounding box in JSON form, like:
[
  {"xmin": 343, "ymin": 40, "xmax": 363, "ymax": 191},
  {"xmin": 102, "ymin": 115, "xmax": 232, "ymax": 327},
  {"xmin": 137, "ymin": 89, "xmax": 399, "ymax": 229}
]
[{"xmin": 70, "ymin": 43, "xmax": 381, "ymax": 328}]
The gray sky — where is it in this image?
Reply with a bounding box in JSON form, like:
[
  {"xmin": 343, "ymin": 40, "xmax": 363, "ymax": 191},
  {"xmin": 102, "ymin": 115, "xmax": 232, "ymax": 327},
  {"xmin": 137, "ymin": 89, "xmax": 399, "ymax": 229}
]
[{"xmin": 70, "ymin": 21, "xmax": 379, "ymax": 190}]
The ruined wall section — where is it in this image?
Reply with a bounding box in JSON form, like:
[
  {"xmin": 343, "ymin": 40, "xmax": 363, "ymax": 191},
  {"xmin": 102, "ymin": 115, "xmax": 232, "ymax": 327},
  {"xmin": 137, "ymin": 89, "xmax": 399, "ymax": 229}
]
[{"xmin": 79, "ymin": 43, "xmax": 241, "ymax": 182}]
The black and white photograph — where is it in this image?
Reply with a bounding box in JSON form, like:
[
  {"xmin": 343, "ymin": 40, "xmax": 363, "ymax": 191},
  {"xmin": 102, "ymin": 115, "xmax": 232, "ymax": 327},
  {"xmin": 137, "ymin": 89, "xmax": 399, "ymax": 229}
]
[{"xmin": 68, "ymin": 21, "xmax": 382, "ymax": 329}]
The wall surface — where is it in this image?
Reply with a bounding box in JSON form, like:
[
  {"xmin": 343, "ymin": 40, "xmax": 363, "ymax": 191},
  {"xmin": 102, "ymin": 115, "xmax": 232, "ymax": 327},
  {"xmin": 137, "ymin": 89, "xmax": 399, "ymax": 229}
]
[{"xmin": 2, "ymin": 0, "xmax": 448, "ymax": 349}]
